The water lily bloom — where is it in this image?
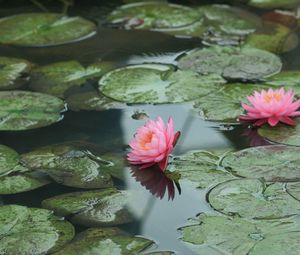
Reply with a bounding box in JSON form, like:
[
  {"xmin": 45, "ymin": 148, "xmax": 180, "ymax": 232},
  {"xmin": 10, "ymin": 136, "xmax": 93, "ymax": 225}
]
[
  {"xmin": 127, "ymin": 116, "xmax": 180, "ymax": 171},
  {"xmin": 240, "ymin": 88, "xmax": 300, "ymax": 127}
]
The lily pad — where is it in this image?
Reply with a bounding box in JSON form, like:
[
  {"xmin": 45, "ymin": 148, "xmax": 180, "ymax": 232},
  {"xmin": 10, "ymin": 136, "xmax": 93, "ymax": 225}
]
[
  {"xmin": 193, "ymin": 83, "xmax": 266, "ymax": 123},
  {"xmin": 0, "ymin": 205, "xmax": 75, "ymax": 255},
  {"xmin": 0, "ymin": 13, "xmax": 97, "ymax": 46},
  {"xmin": 169, "ymin": 150, "xmax": 235, "ymax": 189},
  {"xmin": 222, "ymin": 145, "xmax": 300, "ymax": 182},
  {"xmin": 0, "ymin": 144, "xmax": 20, "ymax": 176},
  {"xmin": 0, "ymin": 57, "xmax": 32, "ymax": 90},
  {"xmin": 180, "ymin": 213, "xmax": 300, "ymax": 255},
  {"xmin": 178, "ymin": 46, "xmax": 282, "ymax": 82},
  {"xmin": 99, "ymin": 64, "xmax": 225, "ymax": 104},
  {"xmin": 145, "ymin": 252, "xmax": 175, "ymax": 255},
  {"xmin": 208, "ymin": 178, "xmax": 300, "ymax": 219},
  {"xmin": 0, "ymin": 90, "xmax": 65, "ymax": 131},
  {"xmin": 30, "ymin": 61, "xmax": 113, "ymax": 98},
  {"xmin": 248, "ymin": 0, "xmax": 300, "ymax": 9},
  {"xmin": 287, "ymin": 182, "xmax": 300, "ymax": 201},
  {"xmin": 53, "ymin": 227, "xmax": 154, "ymax": 255},
  {"xmin": 42, "ymin": 188, "xmax": 135, "ymax": 227}
]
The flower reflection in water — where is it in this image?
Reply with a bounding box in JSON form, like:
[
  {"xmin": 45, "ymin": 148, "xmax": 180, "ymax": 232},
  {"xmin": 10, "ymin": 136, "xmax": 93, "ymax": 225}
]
[
  {"xmin": 242, "ymin": 127, "xmax": 272, "ymax": 147},
  {"xmin": 131, "ymin": 166, "xmax": 181, "ymax": 201}
]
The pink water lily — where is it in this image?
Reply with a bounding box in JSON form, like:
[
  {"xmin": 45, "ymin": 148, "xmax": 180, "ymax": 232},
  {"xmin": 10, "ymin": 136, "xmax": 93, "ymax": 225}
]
[
  {"xmin": 127, "ymin": 116, "xmax": 180, "ymax": 171},
  {"xmin": 240, "ymin": 88, "xmax": 300, "ymax": 127}
]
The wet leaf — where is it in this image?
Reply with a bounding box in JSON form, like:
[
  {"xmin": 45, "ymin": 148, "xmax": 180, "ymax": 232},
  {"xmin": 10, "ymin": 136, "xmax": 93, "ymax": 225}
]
[
  {"xmin": 99, "ymin": 64, "xmax": 225, "ymax": 104},
  {"xmin": 222, "ymin": 145, "xmax": 300, "ymax": 182},
  {"xmin": 248, "ymin": 0, "xmax": 300, "ymax": 9},
  {"xmin": 144, "ymin": 252, "xmax": 175, "ymax": 255},
  {"xmin": 208, "ymin": 179, "xmax": 300, "ymax": 219},
  {"xmin": 0, "ymin": 90, "xmax": 65, "ymax": 130},
  {"xmin": 178, "ymin": 46, "xmax": 282, "ymax": 82},
  {"xmin": 42, "ymin": 188, "xmax": 135, "ymax": 227},
  {"xmin": 0, "ymin": 205, "xmax": 75, "ymax": 255},
  {"xmin": 30, "ymin": 61, "xmax": 113, "ymax": 98},
  {"xmin": 0, "ymin": 144, "xmax": 20, "ymax": 176},
  {"xmin": 0, "ymin": 13, "xmax": 96, "ymax": 46}
]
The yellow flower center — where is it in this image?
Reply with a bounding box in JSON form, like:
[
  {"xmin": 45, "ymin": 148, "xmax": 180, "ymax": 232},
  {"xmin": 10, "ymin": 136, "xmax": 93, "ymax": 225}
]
[
  {"xmin": 140, "ymin": 131, "xmax": 154, "ymax": 149},
  {"xmin": 264, "ymin": 92, "xmax": 282, "ymax": 103}
]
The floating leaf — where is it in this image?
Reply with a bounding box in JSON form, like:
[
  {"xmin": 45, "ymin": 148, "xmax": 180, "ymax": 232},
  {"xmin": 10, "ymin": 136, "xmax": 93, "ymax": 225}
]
[
  {"xmin": 42, "ymin": 188, "xmax": 135, "ymax": 227},
  {"xmin": 208, "ymin": 179, "xmax": 300, "ymax": 219},
  {"xmin": 287, "ymin": 182, "xmax": 300, "ymax": 201},
  {"xmin": 248, "ymin": 0, "xmax": 300, "ymax": 9},
  {"xmin": 0, "ymin": 205, "xmax": 75, "ymax": 255},
  {"xmin": 178, "ymin": 46, "xmax": 282, "ymax": 82},
  {"xmin": 144, "ymin": 252, "xmax": 175, "ymax": 255},
  {"xmin": 30, "ymin": 61, "xmax": 113, "ymax": 98},
  {"xmin": 99, "ymin": 64, "xmax": 225, "ymax": 104},
  {"xmin": 0, "ymin": 57, "xmax": 32, "ymax": 90},
  {"xmin": 0, "ymin": 13, "xmax": 97, "ymax": 46},
  {"xmin": 222, "ymin": 145, "xmax": 300, "ymax": 182},
  {"xmin": 0, "ymin": 90, "xmax": 65, "ymax": 130},
  {"xmin": 0, "ymin": 144, "xmax": 20, "ymax": 176},
  {"xmin": 53, "ymin": 227, "xmax": 154, "ymax": 255}
]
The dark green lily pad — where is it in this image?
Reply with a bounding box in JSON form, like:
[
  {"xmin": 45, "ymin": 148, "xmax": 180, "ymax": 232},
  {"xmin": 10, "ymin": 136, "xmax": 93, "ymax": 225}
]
[
  {"xmin": 248, "ymin": 0, "xmax": 300, "ymax": 9},
  {"xmin": 222, "ymin": 145, "xmax": 300, "ymax": 182},
  {"xmin": 208, "ymin": 179, "xmax": 300, "ymax": 219},
  {"xmin": 42, "ymin": 188, "xmax": 135, "ymax": 227},
  {"xmin": 53, "ymin": 227, "xmax": 154, "ymax": 255},
  {"xmin": 0, "ymin": 204, "xmax": 75, "ymax": 255},
  {"xmin": 169, "ymin": 150, "xmax": 235, "ymax": 189},
  {"xmin": 0, "ymin": 57, "xmax": 32, "ymax": 90},
  {"xmin": 99, "ymin": 64, "xmax": 225, "ymax": 104},
  {"xmin": 193, "ymin": 83, "xmax": 266, "ymax": 123},
  {"xmin": 66, "ymin": 91, "xmax": 123, "ymax": 112},
  {"xmin": 0, "ymin": 13, "xmax": 97, "ymax": 46},
  {"xmin": 0, "ymin": 90, "xmax": 65, "ymax": 131},
  {"xmin": 180, "ymin": 213, "xmax": 300, "ymax": 255},
  {"xmin": 258, "ymin": 120, "xmax": 300, "ymax": 146},
  {"xmin": 0, "ymin": 144, "xmax": 20, "ymax": 176},
  {"xmin": 178, "ymin": 46, "xmax": 282, "ymax": 82}
]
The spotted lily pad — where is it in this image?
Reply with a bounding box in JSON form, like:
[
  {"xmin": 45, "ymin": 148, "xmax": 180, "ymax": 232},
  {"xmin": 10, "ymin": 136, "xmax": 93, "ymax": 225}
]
[
  {"xmin": 222, "ymin": 145, "xmax": 300, "ymax": 182},
  {"xmin": 178, "ymin": 46, "xmax": 282, "ymax": 82},
  {"xmin": 53, "ymin": 227, "xmax": 154, "ymax": 255},
  {"xmin": 248, "ymin": 0, "xmax": 300, "ymax": 9},
  {"xmin": 0, "ymin": 90, "xmax": 65, "ymax": 130},
  {"xmin": 208, "ymin": 178, "xmax": 300, "ymax": 219},
  {"xmin": 42, "ymin": 188, "xmax": 135, "ymax": 227},
  {"xmin": 169, "ymin": 150, "xmax": 235, "ymax": 189},
  {"xmin": 0, "ymin": 57, "xmax": 32, "ymax": 90},
  {"xmin": 0, "ymin": 205, "xmax": 75, "ymax": 255},
  {"xmin": 0, "ymin": 13, "xmax": 97, "ymax": 46},
  {"xmin": 30, "ymin": 61, "xmax": 113, "ymax": 98},
  {"xmin": 180, "ymin": 213, "xmax": 300, "ymax": 255},
  {"xmin": 99, "ymin": 64, "xmax": 225, "ymax": 104}
]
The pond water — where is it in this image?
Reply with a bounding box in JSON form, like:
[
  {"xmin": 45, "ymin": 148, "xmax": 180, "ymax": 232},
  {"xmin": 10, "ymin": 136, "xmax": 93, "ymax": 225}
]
[{"xmin": 1, "ymin": 0, "xmax": 300, "ymax": 254}]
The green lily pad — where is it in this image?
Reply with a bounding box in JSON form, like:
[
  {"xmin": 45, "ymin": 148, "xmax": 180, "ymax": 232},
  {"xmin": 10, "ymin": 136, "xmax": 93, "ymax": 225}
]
[
  {"xmin": 0, "ymin": 144, "xmax": 20, "ymax": 176},
  {"xmin": 144, "ymin": 252, "xmax": 175, "ymax": 255},
  {"xmin": 0, "ymin": 90, "xmax": 65, "ymax": 131},
  {"xmin": 208, "ymin": 178, "xmax": 300, "ymax": 219},
  {"xmin": 222, "ymin": 145, "xmax": 300, "ymax": 182},
  {"xmin": 30, "ymin": 61, "xmax": 113, "ymax": 98},
  {"xmin": 0, "ymin": 57, "xmax": 32, "ymax": 90},
  {"xmin": 180, "ymin": 213, "xmax": 300, "ymax": 255},
  {"xmin": 0, "ymin": 13, "xmax": 97, "ymax": 46},
  {"xmin": 53, "ymin": 227, "xmax": 154, "ymax": 255},
  {"xmin": 42, "ymin": 188, "xmax": 135, "ymax": 227},
  {"xmin": 287, "ymin": 182, "xmax": 300, "ymax": 201},
  {"xmin": 193, "ymin": 83, "xmax": 266, "ymax": 123},
  {"xmin": 169, "ymin": 150, "xmax": 235, "ymax": 189},
  {"xmin": 178, "ymin": 46, "xmax": 282, "ymax": 82},
  {"xmin": 258, "ymin": 119, "xmax": 300, "ymax": 146},
  {"xmin": 248, "ymin": 0, "xmax": 300, "ymax": 9},
  {"xmin": 66, "ymin": 91, "xmax": 123, "ymax": 112},
  {"xmin": 99, "ymin": 64, "xmax": 225, "ymax": 104},
  {"xmin": 0, "ymin": 205, "xmax": 75, "ymax": 255}
]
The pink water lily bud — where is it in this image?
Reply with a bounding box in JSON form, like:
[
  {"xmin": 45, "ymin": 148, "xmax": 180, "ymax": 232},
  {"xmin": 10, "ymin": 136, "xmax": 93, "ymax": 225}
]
[
  {"xmin": 240, "ymin": 88, "xmax": 300, "ymax": 127},
  {"xmin": 127, "ymin": 116, "xmax": 180, "ymax": 171}
]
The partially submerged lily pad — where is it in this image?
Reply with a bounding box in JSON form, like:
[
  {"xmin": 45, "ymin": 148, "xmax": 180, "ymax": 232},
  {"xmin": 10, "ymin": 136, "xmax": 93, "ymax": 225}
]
[
  {"xmin": 222, "ymin": 145, "xmax": 300, "ymax": 182},
  {"xmin": 0, "ymin": 205, "xmax": 75, "ymax": 255},
  {"xmin": 208, "ymin": 178, "xmax": 300, "ymax": 219},
  {"xmin": 178, "ymin": 46, "xmax": 282, "ymax": 82},
  {"xmin": 0, "ymin": 13, "xmax": 97, "ymax": 46},
  {"xmin": 99, "ymin": 64, "xmax": 225, "ymax": 104},
  {"xmin": 42, "ymin": 188, "xmax": 135, "ymax": 227},
  {"xmin": 0, "ymin": 90, "xmax": 65, "ymax": 130}
]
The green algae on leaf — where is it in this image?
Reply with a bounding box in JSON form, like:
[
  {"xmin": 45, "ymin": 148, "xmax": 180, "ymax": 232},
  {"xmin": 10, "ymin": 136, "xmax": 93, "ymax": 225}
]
[
  {"xmin": 0, "ymin": 13, "xmax": 97, "ymax": 46},
  {"xmin": 0, "ymin": 90, "xmax": 66, "ymax": 131},
  {"xmin": 42, "ymin": 188, "xmax": 135, "ymax": 227},
  {"xmin": 0, "ymin": 205, "xmax": 75, "ymax": 255},
  {"xmin": 208, "ymin": 178, "xmax": 300, "ymax": 219},
  {"xmin": 99, "ymin": 64, "xmax": 225, "ymax": 104}
]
